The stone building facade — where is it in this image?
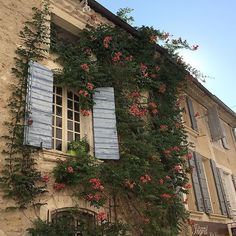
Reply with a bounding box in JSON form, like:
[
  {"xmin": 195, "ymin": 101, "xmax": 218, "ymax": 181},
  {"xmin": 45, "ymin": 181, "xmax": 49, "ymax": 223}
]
[{"xmin": 0, "ymin": 0, "xmax": 236, "ymax": 235}]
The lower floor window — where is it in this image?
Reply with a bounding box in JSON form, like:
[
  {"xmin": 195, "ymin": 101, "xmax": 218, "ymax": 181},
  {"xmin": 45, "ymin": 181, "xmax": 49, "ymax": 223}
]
[{"xmin": 51, "ymin": 209, "xmax": 96, "ymax": 235}]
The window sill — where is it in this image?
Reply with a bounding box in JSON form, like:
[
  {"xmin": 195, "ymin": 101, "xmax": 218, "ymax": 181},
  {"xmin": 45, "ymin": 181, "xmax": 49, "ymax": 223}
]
[
  {"xmin": 208, "ymin": 213, "xmax": 229, "ymax": 222},
  {"xmin": 189, "ymin": 210, "xmax": 204, "ymax": 219},
  {"xmin": 40, "ymin": 149, "xmax": 69, "ymax": 162},
  {"xmin": 183, "ymin": 124, "xmax": 199, "ymax": 138}
]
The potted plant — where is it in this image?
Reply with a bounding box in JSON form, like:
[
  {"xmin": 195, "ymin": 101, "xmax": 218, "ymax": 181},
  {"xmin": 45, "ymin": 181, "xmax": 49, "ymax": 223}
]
[{"xmin": 67, "ymin": 137, "xmax": 90, "ymax": 157}]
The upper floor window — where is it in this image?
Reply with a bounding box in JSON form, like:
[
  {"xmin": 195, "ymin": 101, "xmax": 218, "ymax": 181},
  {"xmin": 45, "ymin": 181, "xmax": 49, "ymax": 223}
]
[{"xmin": 52, "ymin": 86, "xmax": 80, "ymax": 152}]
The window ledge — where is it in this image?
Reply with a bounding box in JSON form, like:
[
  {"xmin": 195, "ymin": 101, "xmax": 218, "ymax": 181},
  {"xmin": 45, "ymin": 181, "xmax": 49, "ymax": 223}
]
[
  {"xmin": 189, "ymin": 210, "xmax": 204, "ymax": 219},
  {"xmin": 208, "ymin": 213, "xmax": 229, "ymax": 222},
  {"xmin": 40, "ymin": 149, "xmax": 68, "ymax": 162},
  {"xmin": 183, "ymin": 124, "xmax": 199, "ymax": 138}
]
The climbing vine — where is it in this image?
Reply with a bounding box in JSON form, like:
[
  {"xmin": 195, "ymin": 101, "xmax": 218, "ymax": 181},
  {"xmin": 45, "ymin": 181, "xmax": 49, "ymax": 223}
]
[
  {"xmin": 49, "ymin": 19, "xmax": 196, "ymax": 235},
  {"xmin": 0, "ymin": 1, "xmax": 50, "ymax": 208},
  {"xmin": 0, "ymin": 1, "xmax": 199, "ymax": 235}
]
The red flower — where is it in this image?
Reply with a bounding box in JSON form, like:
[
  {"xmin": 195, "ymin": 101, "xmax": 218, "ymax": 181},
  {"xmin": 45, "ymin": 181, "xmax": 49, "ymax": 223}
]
[
  {"xmin": 148, "ymin": 102, "xmax": 157, "ymax": 109},
  {"xmin": 161, "ymin": 32, "xmax": 170, "ymax": 40},
  {"xmin": 103, "ymin": 36, "xmax": 112, "ymax": 48},
  {"xmin": 165, "ymin": 175, "xmax": 171, "ymax": 180},
  {"xmin": 87, "ymin": 82, "xmax": 94, "ymax": 90},
  {"xmin": 194, "ymin": 112, "xmax": 200, "ymax": 117},
  {"xmin": 80, "ymin": 63, "xmax": 89, "ymax": 72},
  {"xmin": 160, "ymin": 193, "xmax": 172, "ymax": 199},
  {"xmin": 159, "ymin": 179, "xmax": 164, "ymax": 185},
  {"xmin": 163, "ymin": 149, "xmax": 171, "ymax": 157},
  {"xmin": 140, "ymin": 63, "xmax": 148, "ymax": 77},
  {"xmin": 149, "ymin": 35, "xmax": 158, "ymax": 43},
  {"xmin": 78, "ymin": 90, "xmax": 89, "ymax": 97},
  {"xmin": 112, "ymin": 52, "xmax": 122, "ymax": 62},
  {"xmin": 125, "ymin": 55, "xmax": 133, "ymax": 61},
  {"xmin": 155, "ymin": 65, "xmax": 161, "ymax": 72},
  {"xmin": 54, "ymin": 183, "xmax": 65, "ymax": 191},
  {"xmin": 89, "ymin": 178, "xmax": 104, "ymax": 191},
  {"xmin": 124, "ymin": 179, "xmax": 136, "ymax": 189},
  {"xmin": 67, "ymin": 166, "xmax": 74, "ymax": 173},
  {"xmin": 94, "ymin": 193, "xmax": 102, "ymax": 201},
  {"xmin": 192, "ymin": 45, "xmax": 199, "ymax": 51},
  {"xmin": 140, "ymin": 174, "xmax": 152, "ymax": 184},
  {"xmin": 143, "ymin": 218, "xmax": 150, "ymax": 224},
  {"xmin": 160, "ymin": 125, "xmax": 168, "ymax": 131},
  {"xmin": 129, "ymin": 104, "xmax": 147, "ymax": 117},
  {"xmin": 129, "ymin": 91, "xmax": 141, "ymax": 98},
  {"xmin": 159, "ymin": 84, "xmax": 166, "ymax": 93},
  {"xmin": 187, "ymin": 219, "xmax": 195, "ymax": 226},
  {"xmin": 186, "ymin": 153, "xmax": 193, "ymax": 160},
  {"xmin": 151, "ymin": 109, "xmax": 158, "ymax": 115},
  {"xmin": 97, "ymin": 212, "xmax": 107, "ymax": 222},
  {"xmin": 184, "ymin": 183, "xmax": 192, "ymax": 189},
  {"xmin": 81, "ymin": 109, "xmax": 91, "ymax": 116},
  {"xmin": 174, "ymin": 165, "xmax": 182, "ymax": 173},
  {"xmin": 86, "ymin": 194, "xmax": 94, "ymax": 201},
  {"xmin": 42, "ymin": 175, "xmax": 49, "ymax": 183}
]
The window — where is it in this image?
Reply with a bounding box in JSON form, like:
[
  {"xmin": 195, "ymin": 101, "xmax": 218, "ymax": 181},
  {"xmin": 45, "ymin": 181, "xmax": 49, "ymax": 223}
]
[
  {"xmin": 51, "ymin": 209, "xmax": 96, "ymax": 236},
  {"xmin": 52, "ymin": 86, "xmax": 80, "ymax": 152}
]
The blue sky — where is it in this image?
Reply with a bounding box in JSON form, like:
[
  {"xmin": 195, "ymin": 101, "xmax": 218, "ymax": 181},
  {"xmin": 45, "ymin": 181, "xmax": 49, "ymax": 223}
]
[{"xmin": 97, "ymin": 0, "xmax": 236, "ymax": 112}]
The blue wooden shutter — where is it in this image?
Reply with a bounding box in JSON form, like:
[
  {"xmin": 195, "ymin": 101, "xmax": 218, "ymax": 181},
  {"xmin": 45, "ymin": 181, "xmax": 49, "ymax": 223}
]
[
  {"xmin": 210, "ymin": 159, "xmax": 228, "ymax": 216},
  {"xmin": 217, "ymin": 168, "xmax": 232, "ymax": 217},
  {"xmin": 188, "ymin": 151, "xmax": 204, "ymax": 212},
  {"xmin": 207, "ymin": 107, "xmax": 224, "ymax": 141},
  {"xmin": 194, "ymin": 152, "xmax": 213, "ymax": 213},
  {"xmin": 24, "ymin": 61, "xmax": 53, "ymax": 149},
  {"xmin": 186, "ymin": 97, "xmax": 198, "ymax": 131},
  {"xmin": 93, "ymin": 87, "xmax": 120, "ymax": 160}
]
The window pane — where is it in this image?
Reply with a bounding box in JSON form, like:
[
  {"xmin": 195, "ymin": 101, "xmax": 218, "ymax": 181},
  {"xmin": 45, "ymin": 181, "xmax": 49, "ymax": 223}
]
[
  {"xmin": 56, "ymin": 128, "xmax": 62, "ymax": 139},
  {"xmin": 56, "ymin": 140, "xmax": 62, "ymax": 151},
  {"xmin": 57, "ymin": 87, "xmax": 62, "ymax": 95},
  {"xmin": 57, "ymin": 96, "xmax": 62, "ymax": 105},
  {"xmin": 68, "ymin": 120, "xmax": 73, "ymax": 131},
  {"xmin": 68, "ymin": 132, "xmax": 73, "ymax": 142},
  {"xmin": 56, "ymin": 106, "xmax": 62, "ymax": 116},
  {"xmin": 52, "ymin": 116, "xmax": 55, "ymax": 126},
  {"xmin": 75, "ymin": 133, "xmax": 80, "ymax": 141},
  {"xmin": 52, "ymin": 128, "xmax": 54, "ymax": 138},
  {"xmin": 68, "ymin": 91, "xmax": 73, "ymax": 99},
  {"xmin": 68, "ymin": 110, "xmax": 73, "ymax": 120},
  {"xmin": 75, "ymin": 112, "xmax": 80, "ymax": 122},
  {"xmin": 74, "ymin": 94, "xmax": 79, "ymax": 102},
  {"xmin": 67, "ymin": 100, "xmax": 73, "ymax": 109},
  {"xmin": 75, "ymin": 123, "xmax": 80, "ymax": 132},
  {"xmin": 56, "ymin": 117, "xmax": 62, "ymax": 128},
  {"xmin": 74, "ymin": 102, "xmax": 79, "ymax": 111}
]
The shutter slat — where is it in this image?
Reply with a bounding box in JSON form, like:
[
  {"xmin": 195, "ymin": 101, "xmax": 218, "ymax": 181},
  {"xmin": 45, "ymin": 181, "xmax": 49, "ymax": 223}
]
[
  {"xmin": 207, "ymin": 107, "xmax": 224, "ymax": 141},
  {"xmin": 210, "ymin": 159, "xmax": 228, "ymax": 216},
  {"xmin": 194, "ymin": 153, "xmax": 213, "ymax": 213},
  {"xmin": 93, "ymin": 87, "xmax": 120, "ymax": 160},
  {"xmin": 186, "ymin": 97, "xmax": 198, "ymax": 131},
  {"xmin": 188, "ymin": 151, "xmax": 205, "ymax": 212},
  {"xmin": 24, "ymin": 61, "xmax": 53, "ymax": 149}
]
